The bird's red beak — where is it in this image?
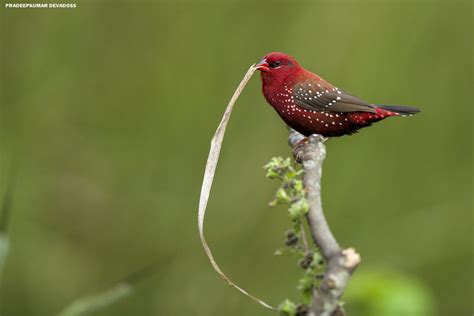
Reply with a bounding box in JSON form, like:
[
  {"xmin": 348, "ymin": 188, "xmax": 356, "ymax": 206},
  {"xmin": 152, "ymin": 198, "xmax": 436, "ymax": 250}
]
[{"xmin": 255, "ymin": 59, "xmax": 270, "ymax": 72}]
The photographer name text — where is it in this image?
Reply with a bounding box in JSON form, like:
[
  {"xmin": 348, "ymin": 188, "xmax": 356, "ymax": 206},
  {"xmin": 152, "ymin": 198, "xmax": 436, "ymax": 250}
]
[{"xmin": 5, "ymin": 3, "xmax": 76, "ymax": 9}]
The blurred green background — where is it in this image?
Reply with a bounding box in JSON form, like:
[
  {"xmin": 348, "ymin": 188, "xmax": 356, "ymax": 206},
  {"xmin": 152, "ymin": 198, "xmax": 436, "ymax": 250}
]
[{"xmin": 1, "ymin": 0, "xmax": 472, "ymax": 315}]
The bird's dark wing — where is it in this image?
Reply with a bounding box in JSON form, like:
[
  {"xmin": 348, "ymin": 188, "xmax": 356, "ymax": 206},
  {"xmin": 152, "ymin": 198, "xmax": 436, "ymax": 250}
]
[{"xmin": 293, "ymin": 81, "xmax": 376, "ymax": 113}]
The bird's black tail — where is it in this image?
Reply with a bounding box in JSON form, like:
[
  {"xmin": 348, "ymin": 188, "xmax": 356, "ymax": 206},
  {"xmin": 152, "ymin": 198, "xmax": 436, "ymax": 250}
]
[{"xmin": 377, "ymin": 105, "xmax": 421, "ymax": 115}]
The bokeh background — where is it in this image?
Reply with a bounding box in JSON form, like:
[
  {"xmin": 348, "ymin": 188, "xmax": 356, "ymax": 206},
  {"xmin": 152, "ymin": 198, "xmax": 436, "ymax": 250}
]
[{"xmin": 1, "ymin": 0, "xmax": 472, "ymax": 315}]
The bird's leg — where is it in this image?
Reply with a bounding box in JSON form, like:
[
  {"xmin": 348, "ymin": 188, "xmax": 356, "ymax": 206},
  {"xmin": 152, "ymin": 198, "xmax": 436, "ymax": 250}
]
[
  {"xmin": 292, "ymin": 135, "xmax": 329, "ymax": 162},
  {"xmin": 292, "ymin": 137, "xmax": 308, "ymax": 163}
]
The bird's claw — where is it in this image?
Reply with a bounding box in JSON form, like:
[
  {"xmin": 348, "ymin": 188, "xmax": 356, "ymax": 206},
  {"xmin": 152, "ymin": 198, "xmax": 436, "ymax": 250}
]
[
  {"xmin": 292, "ymin": 138, "xmax": 308, "ymax": 163},
  {"xmin": 292, "ymin": 135, "xmax": 330, "ymax": 162}
]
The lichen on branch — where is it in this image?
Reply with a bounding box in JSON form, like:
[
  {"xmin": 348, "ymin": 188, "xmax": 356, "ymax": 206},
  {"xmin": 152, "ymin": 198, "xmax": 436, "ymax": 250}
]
[
  {"xmin": 264, "ymin": 157, "xmax": 325, "ymax": 315},
  {"xmin": 264, "ymin": 131, "xmax": 361, "ymax": 316}
]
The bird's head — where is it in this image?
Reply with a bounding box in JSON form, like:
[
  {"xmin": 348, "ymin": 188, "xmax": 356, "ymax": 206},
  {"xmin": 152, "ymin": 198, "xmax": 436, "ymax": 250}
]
[{"xmin": 255, "ymin": 52, "xmax": 300, "ymax": 83}]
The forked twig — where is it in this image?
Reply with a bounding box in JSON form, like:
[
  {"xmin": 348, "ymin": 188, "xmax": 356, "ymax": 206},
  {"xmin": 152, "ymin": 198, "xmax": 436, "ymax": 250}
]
[{"xmin": 289, "ymin": 130, "xmax": 361, "ymax": 316}]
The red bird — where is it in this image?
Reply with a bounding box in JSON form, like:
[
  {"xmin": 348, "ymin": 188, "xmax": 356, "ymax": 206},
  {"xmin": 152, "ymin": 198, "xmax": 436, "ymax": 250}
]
[{"xmin": 256, "ymin": 52, "xmax": 420, "ymax": 137}]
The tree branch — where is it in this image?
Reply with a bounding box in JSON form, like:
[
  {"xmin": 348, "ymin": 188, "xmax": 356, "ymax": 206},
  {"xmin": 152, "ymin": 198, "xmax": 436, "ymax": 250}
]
[{"xmin": 288, "ymin": 130, "xmax": 361, "ymax": 316}]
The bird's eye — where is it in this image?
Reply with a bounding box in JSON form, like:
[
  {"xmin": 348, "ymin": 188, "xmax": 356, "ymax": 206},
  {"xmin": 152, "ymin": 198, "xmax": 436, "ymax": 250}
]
[{"xmin": 270, "ymin": 60, "xmax": 282, "ymax": 68}]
